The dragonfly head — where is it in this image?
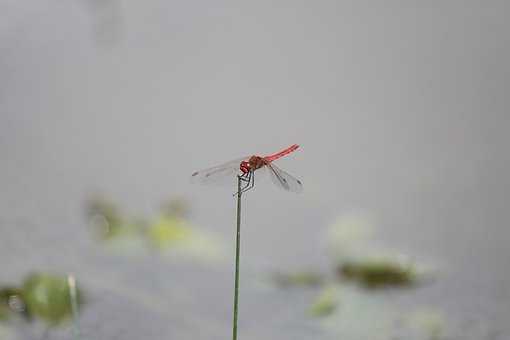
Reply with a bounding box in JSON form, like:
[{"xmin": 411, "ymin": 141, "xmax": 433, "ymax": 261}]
[{"xmin": 240, "ymin": 161, "xmax": 250, "ymax": 174}]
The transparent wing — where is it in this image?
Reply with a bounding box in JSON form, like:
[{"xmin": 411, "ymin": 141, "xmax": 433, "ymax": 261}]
[
  {"xmin": 191, "ymin": 157, "xmax": 248, "ymax": 186},
  {"xmin": 266, "ymin": 162, "xmax": 303, "ymax": 193}
]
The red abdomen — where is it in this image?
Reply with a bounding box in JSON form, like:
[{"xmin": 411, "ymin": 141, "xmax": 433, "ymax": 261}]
[{"xmin": 263, "ymin": 144, "xmax": 299, "ymax": 162}]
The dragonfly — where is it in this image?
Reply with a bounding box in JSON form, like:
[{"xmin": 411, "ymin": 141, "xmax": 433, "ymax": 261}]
[{"xmin": 191, "ymin": 144, "xmax": 303, "ymax": 194}]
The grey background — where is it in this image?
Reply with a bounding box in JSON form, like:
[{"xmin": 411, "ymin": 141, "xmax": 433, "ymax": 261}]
[{"xmin": 1, "ymin": 1, "xmax": 509, "ymax": 339}]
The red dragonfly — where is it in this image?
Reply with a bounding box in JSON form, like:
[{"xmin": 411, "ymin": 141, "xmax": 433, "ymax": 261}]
[{"xmin": 191, "ymin": 144, "xmax": 303, "ymax": 193}]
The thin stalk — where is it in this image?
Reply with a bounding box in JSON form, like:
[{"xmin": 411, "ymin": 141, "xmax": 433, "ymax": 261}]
[
  {"xmin": 67, "ymin": 274, "xmax": 81, "ymax": 340},
  {"xmin": 232, "ymin": 176, "xmax": 242, "ymax": 340}
]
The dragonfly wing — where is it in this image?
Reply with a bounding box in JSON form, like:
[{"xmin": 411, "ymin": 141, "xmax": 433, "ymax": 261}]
[
  {"xmin": 266, "ymin": 163, "xmax": 303, "ymax": 193},
  {"xmin": 191, "ymin": 157, "xmax": 248, "ymax": 186}
]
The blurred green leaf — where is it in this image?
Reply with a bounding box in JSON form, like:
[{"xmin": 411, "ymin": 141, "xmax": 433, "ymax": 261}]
[
  {"xmin": 339, "ymin": 259, "xmax": 417, "ymax": 288},
  {"xmin": 0, "ymin": 287, "xmax": 29, "ymax": 322},
  {"xmin": 147, "ymin": 216, "xmax": 193, "ymax": 249},
  {"xmin": 86, "ymin": 196, "xmax": 125, "ymax": 239},
  {"xmin": 309, "ymin": 286, "xmax": 337, "ymax": 317},
  {"xmin": 22, "ymin": 273, "xmax": 82, "ymax": 326}
]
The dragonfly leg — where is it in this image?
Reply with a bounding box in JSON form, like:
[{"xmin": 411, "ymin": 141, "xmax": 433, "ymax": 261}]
[
  {"xmin": 240, "ymin": 171, "xmax": 250, "ymax": 182},
  {"xmin": 234, "ymin": 171, "xmax": 252, "ymax": 195},
  {"xmin": 241, "ymin": 171, "xmax": 252, "ymax": 191},
  {"xmin": 241, "ymin": 171, "xmax": 255, "ymax": 193},
  {"xmin": 249, "ymin": 171, "xmax": 255, "ymax": 191}
]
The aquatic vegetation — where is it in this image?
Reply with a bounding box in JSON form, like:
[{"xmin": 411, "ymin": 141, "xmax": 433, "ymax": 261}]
[
  {"xmin": 313, "ymin": 286, "xmax": 466, "ymax": 340},
  {"xmin": 86, "ymin": 196, "xmax": 133, "ymax": 239},
  {"xmin": 266, "ymin": 211, "xmax": 436, "ymax": 337},
  {"xmin": 294, "ymin": 213, "xmax": 455, "ymax": 339},
  {"xmin": 316, "ymin": 287, "xmax": 397, "ymax": 339},
  {"xmin": 327, "ymin": 213, "xmax": 430, "ymax": 289},
  {"xmin": 147, "ymin": 215, "xmax": 193, "ymax": 249},
  {"xmin": 146, "ymin": 214, "xmax": 225, "ymax": 260},
  {"xmin": 0, "ymin": 273, "xmax": 83, "ymax": 327},
  {"xmin": 0, "ymin": 288, "xmax": 28, "ymax": 321},
  {"xmin": 309, "ymin": 286, "xmax": 338, "ymax": 317},
  {"xmin": 267, "ymin": 212, "xmax": 432, "ymax": 328},
  {"xmin": 271, "ymin": 271, "xmax": 324, "ymax": 288},
  {"xmin": 22, "ymin": 273, "xmax": 83, "ymax": 326},
  {"xmin": 339, "ymin": 258, "xmax": 418, "ymax": 288},
  {"xmin": 86, "ymin": 196, "xmax": 225, "ymax": 260}
]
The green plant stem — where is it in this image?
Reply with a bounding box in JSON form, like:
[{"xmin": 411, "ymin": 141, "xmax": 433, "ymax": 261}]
[
  {"xmin": 67, "ymin": 275, "xmax": 80, "ymax": 340},
  {"xmin": 232, "ymin": 176, "xmax": 242, "ymax": 340}
]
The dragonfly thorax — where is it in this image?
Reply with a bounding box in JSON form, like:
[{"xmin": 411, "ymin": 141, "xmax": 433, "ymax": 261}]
[{"xmin": 240, "ymin": 156, "xmax": 266, "ymax": 174}]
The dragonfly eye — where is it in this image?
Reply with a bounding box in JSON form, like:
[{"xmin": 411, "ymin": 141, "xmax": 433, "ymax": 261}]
[{"xmin": 240, "ymin": 162, "xmax": 250, "ymax": 173}]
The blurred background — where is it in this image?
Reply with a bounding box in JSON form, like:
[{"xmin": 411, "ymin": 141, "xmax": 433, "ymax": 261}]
[{"xmin": 1, "ymin": 1, "xmax": 509, "ymax": 339}]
